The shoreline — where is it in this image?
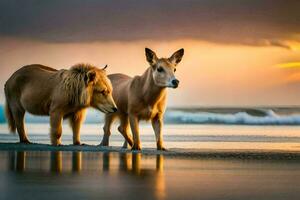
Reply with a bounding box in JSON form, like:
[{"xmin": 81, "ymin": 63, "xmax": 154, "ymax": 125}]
[{"xmin": 0, "ymin": 142, "xmax": 300, "ymax": 160}]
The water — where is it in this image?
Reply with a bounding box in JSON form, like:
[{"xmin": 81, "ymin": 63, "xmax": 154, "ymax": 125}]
[
  {"xmin": 2, "ymin": 106, "xmax": 300, "ymax": 125},
  {"xmin": 1, "ymin": 124, "xmax": 300, "ymax": 151},
  {"xmin": 0, "ymin": 151, "xmax": 300, "ymax": 200}
]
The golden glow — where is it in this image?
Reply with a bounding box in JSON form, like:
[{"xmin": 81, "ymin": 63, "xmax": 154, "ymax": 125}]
[
  {"xmin": 0, "ymin": 37, "xmax": 300, "ymax": 106},
  {"xmin": 132, "ymin": 153, "xmax": 142, "ymax": 175},
  {"xmin": 276, "ymin": 62, "xmax": 300, "ymax": 69},
  {"xmin": 283, "ymin": 72, "xmax": 300, "ymax": 83},
  {"xmin": 286, "ymin": 40, "xmax": 300, "ymax": 51},
  {"xmin": 155, "ymin": 155, "xmax": 166, "ymax": 200}
]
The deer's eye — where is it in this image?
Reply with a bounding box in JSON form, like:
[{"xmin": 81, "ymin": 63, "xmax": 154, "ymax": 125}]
[
  {"xmin": 157, "ymin": 67, "xmax": 164, "ymax": 73},
  {"xmin": 174, "ymin": 68, "xmax": 177, "ymax": 72}
]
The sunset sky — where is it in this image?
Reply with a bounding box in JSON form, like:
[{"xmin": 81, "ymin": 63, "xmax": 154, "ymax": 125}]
[{"xmin": 0, "ymin": 0, "xmax": 300, "ymax": 106}]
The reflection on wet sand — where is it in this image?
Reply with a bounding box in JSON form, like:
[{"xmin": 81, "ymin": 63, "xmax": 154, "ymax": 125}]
[
  {"xmin": 17, "ymin": 152, "xmax": 26, "ymax": 172},
  {"xmin": 9, "ymin": 151, "xmax": 163, "ymax": 173},
  {"xmin": 7, "ymin": 151, "xmax": 166, "ymax": 200},
  {"xmin": 3, "ymin": 151, "xmax": 300, "ymax": 200},
  {"xmin": 72, "ymin": 151, "xmax": 82, "ymax": 172},
  {"xmin": 156, "ymin": 154, "xmax": 166, "ymax": 200},
  {"xmin": 9, "ymin": 151, "xmax": 27, "ymax": 172},
  {"xmin": 51, "ymin": 151, "xmax": 62, "ymax": 173},
  {"xmin": 8, "ymin": 151, "xmax": 27, "ymax": 172}
]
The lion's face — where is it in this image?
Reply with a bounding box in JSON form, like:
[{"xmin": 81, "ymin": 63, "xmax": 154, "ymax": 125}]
[{"xmin": 87, "ymin": 69, "xmax": 117, "ymax": 113}]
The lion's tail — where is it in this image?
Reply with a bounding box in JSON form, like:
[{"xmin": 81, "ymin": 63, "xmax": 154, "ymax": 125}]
[{"xmin": 4, "ymin": 88, "xmax": 16, "ymax": 133}]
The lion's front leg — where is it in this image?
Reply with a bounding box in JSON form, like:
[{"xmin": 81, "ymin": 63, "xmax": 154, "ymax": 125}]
[
  {"xmin": 69, "ymin": 109, "xmax": 86, "ymax": 145},
  {"xmin": 50, "ymin": 112, "xmax": 63, "ymax": 146}
]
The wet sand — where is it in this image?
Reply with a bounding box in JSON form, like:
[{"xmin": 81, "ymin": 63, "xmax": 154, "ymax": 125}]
[
  {"xmin": 0, "ymin": 143, "xmax": 300, "ymax": 160},
  {"xmin": 0, "ymin": 148, "xmax": 300, "ymax": 200}
]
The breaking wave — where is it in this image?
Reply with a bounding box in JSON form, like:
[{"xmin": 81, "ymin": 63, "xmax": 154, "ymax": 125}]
[
  {"xmin": 1, "ymin": 105, "xmax": 300, "ymax": 125},
  {"xmin": 164, "ymin": 109, "xmax": 300, "ymax": 125}
]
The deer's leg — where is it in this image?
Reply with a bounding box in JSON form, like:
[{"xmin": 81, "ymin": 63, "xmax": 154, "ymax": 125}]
[
  {"xmin": 151, "ymin": 115, "xmax": 166, "ymax": 151},
  {"xmin": 100, "ymin": 114, "xmax": 116, "ymax": 146},
  {"xmin": 118, "ymin": 114, "xmax": 133, "ymax": 148},
  {"xmin": 129, "ymin": 115, "xmax": 141, "ymax": 150}
]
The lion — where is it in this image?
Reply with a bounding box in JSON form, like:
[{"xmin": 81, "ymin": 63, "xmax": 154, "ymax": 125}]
[{"xmin": 4, "ymin": 63, "xmax": 117, "ymax": 145}]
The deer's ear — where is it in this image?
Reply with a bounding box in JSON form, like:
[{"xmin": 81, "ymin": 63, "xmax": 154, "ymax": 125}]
[
  {"xmin": 85, "ymin": 70, "xmax": 96, "ymax": 84},
  {"xmin": 169, "ymin": 48, "xmax": 184, "ymax": 65},
  {"xmin": 145, "ymin": 48, "xmax": 158, "ymax": 66}
]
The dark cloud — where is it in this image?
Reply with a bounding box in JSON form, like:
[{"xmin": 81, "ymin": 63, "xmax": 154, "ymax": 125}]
[{"xmin": 0, "ymin": 0, "xmax": 299, "ymax": 46}]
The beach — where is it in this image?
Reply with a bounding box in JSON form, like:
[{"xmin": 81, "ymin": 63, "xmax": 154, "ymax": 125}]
[
  {"xmin": 1, "ymin": 123, "xmax": 300, "ymax": 150},
  {"xmin": 1, "ymin": 149, "xmax": 300, "ymax": 200},
  {"xmin": 0, "ymin": 124, "xmax": 300, "ymax": 200}
]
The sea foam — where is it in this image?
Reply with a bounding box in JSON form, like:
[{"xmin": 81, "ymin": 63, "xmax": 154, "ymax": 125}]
[
  {"xmin": 1, "ymin": 105, "xmax": 300, "ymax": 125},
  {"xmin": 164, "ymin": 109, "xmax": 300, "ymax": 125}
]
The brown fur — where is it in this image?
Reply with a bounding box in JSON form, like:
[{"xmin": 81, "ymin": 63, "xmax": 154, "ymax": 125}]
[
  {"xmin": 4, "ymin": 63, "xmax": 117, "ymax": 145},
  {"xmin": 100, "ymin": 48, "xmax": 184, "ymax": 150}
]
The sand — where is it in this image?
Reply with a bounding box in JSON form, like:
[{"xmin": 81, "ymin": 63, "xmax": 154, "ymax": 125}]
[
  {"xmin": 1, "ymin": 142, "xmax": 300, "ymax": 200},
  {"xmin": 0, "ymin": 142, "xmax": 300, "ymax": 160}
]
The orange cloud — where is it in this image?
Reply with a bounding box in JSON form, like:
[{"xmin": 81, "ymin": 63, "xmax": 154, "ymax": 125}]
[{"xmin": 284, "ymin": 72, "xmax": 300, "ymax": 83}]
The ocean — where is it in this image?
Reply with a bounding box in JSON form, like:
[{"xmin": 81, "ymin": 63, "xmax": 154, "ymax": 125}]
[
  {"xmin": 2, "ymin": 106, "xmax": 300, "ymax": 125},
  {"xmin": 1, "ymin": 106, "xmax": 300, "ymax": 151}
]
